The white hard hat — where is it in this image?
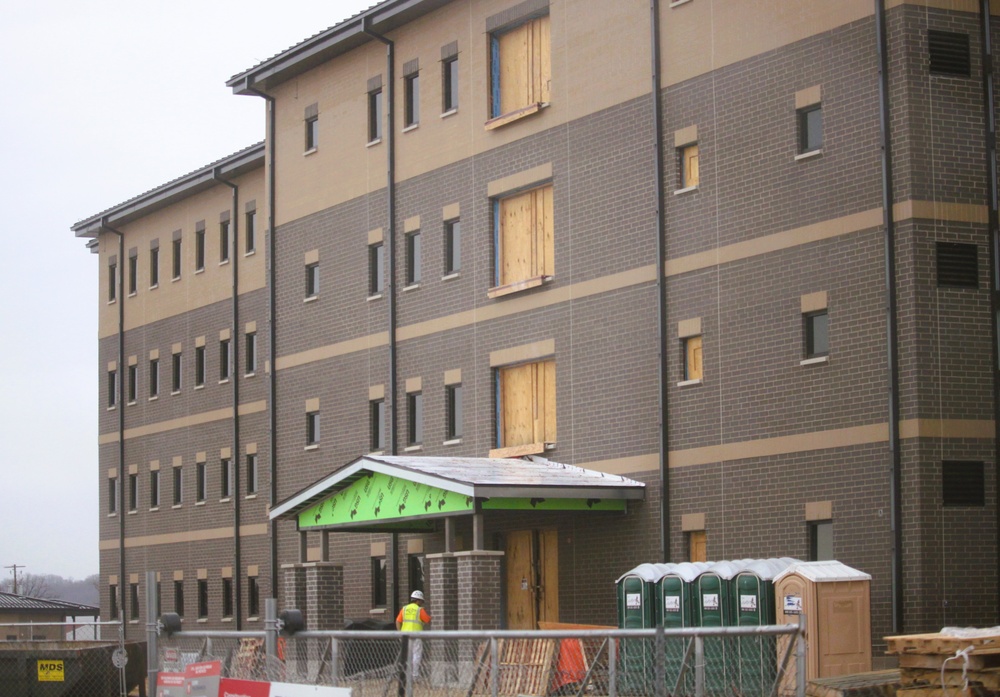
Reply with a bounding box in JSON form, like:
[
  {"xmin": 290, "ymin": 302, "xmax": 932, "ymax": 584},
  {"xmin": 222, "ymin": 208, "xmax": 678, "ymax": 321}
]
[{"xmin": 410, "ymin": 590, "xmax": 425, "ymax": 601}]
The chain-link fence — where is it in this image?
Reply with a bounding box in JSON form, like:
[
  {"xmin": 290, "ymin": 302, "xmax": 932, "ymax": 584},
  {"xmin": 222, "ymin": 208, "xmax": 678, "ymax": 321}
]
[
  {"xmin": 0, "ymin": 620, "xmax": 144, "ymax": 697},
  {"xmin": 156, "ymin": 622, "xmax": 806, "ymax": 697}
]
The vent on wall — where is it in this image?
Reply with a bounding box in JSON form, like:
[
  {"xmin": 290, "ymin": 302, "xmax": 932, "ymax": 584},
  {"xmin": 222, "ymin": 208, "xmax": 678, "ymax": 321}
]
[
  {"xmin": 928, "ymin": 30, "xmax": 971, "ymax": 76},
  {"xmin": 936, "ymin": 242, "xmax": 978, "ymax": 288},
  {"xmin": 942, "ymin": 461, "xmax": 985, "ymax": 507}
]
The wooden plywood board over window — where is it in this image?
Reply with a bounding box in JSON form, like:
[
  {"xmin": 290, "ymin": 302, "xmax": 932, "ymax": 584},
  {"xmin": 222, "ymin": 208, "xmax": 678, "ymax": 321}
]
[
  {"xmin": 495, "ymin": 15, "xmax": 551, "ymax": 118},
  {"xmin": 685, "ymin": 336, "xmax": 703, "ymax": 380},
  {"xmin": 499, "ymin": 360, "xmax": 556, "ymax": 450},
  {"xmin": 498, "ymin": 186, "xmax": 553, "ymax": 288}
]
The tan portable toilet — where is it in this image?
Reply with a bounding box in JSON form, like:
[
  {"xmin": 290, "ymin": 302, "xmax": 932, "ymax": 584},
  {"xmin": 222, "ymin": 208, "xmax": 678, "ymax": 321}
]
[{"xmin": 774, "ymin": 561, "xmax": 872, "ymax": 683}]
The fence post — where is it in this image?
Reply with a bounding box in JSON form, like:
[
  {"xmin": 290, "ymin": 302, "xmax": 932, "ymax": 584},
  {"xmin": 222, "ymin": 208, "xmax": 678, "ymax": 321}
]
[
  {"xmin": 654, "ymin": 625, "xmax": 666, "ymax": 697},
  {"xmin": 146, "ymin": 570, "xmax": 159, "ymax": 693},
  {"xmin": 796, "ymin": 615, "xmax": 807, "ymax": 697},
  {"xmin": 265, "ymin": 598, "xmax": 278, "ymax": 659},
  {"xmin": 329, "ymin": 636, "xmax": 340, "ymax": 686},
  {"xmin": 490, "ymin": 636, "xmax": 499, "ymax": 697},
  {"xmin": 608, "ymin": 632, "xmax": 617, "ymax": 697},
  {"xmin": 694, "ymin": 634, "xmax": 705, "ymax": 697}
]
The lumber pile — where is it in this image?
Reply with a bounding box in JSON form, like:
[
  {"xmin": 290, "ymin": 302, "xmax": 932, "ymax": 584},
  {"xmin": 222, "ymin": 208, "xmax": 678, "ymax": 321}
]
[
  {"xmin": 471, "ymin": 638, "xmax": 558, "ymax": 697},
  {"xmin": 886, "ymin": 629, "xmax": 1000, "ymax": 697}
]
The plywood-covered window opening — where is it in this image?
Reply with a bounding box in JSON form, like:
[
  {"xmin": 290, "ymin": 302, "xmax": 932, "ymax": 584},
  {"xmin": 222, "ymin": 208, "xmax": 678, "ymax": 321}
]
[
  {"xmin": 492, "ymin": 184, "xmax": 554, "ymax": 293},
  {"xmin": 489, "ymin": 13, "xmax": 551, "ymax": 122},
  {"xmin": 495, "ymin": 359, "xmax": 556, "ymax": 454},
  {"xmin": 683, "ymin": 336, "xmax": 703, "ymax": 381},
  {"xmin": 679, "ymin": 144, "xmax": 699, "ymax": 189}
]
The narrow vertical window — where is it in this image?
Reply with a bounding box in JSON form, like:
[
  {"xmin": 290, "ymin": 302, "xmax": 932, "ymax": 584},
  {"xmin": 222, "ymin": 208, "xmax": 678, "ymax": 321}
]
[
  {"xmin": 369, "ymin": 87, "xmax": 383, "ymax": 142},
  {"xmin": 798, "ymin": 105, "xmax": 823, "ymax": 154},
  {"xmin": 305, "ymin": 116, "xmax": 319, "ymax": 151},
  {"xmin": 246, "ymin": 454, "xmax": 258, "ymax": 495},
  {"xmin": 442, "ymin": 53, "xmax": 459, "ymax": 113},
  {"xmin": 809, "ymin": 521, "xmax": 833, "ymax": 561},
  {"xmin": 220, "ymin": 219, "xmax": 230, "ymax": 263},
  {"xmin": 150, "ymin": 470, "xmax": 160, "ymax": 508},
  {"xmin": 108, "ymin": 477, "xmax": 118, "ymax": 514},
  {"xmin": 109, "ymin": 584, "xmax": 119, "ymax": 620},
  {"xmin": 108, "ymin": 258, "xmax": 118, "ymax": 302},
  {"xmin": 156, "ymin": 581, "xmax": 162, "ymax": 618},
  {"xmin": 197, "ymin": 580, "xmax": 208, "ymax": 619},
  {"xmin": 305, "ymin": 262, "xmax": 319, "ymax": 298},
  {"xmin": 194, "ymin": 346, "xmax": 206, "ymax": 387},
  {"xmin": 149, "ymin": 358, "xmax": 159, "ymax": 398},
  {"xmin": 406, "ymin": 231, "xmax": 421, "ymax": 286},
  {"xmin": 247, "ymin": 576, "xmax": 260, "ymax": 617},
  {"xmin": 404, "ymin": 71, "xmax": 420, "ymax": 127},
  {"xmin": 371, "ymin": 557, "xmax": 387, "ymax": 607},
  {"xmin": 445, "ymin": 219, "xmax": 461, "ymax": 274},
  {"xmin": 371, "ymin": 399, "xmax": 386, "ymax": 451},
  {"xmin": 128, "ymin": 252, "xmax": 138, "ymax": 295},
  {"xmin": 172, "ymin": 236, "xmax": 182, "ymax": 280},
  {"xmin": 127, "ymin": 364, "xmax": 137, "ymax": 404},
  {"xmin": 306, "ymin": 411, "xmax": 320, "ymax": 446},
  {"xmin": 408, "ymin": 554, "xmax": 425, "ymax": 595},
  {"xmin": 245, "ymin": 209, "xmax": 256, "ymax": 255},
  {"xmin": 173, "ymin": 466, "xmax": 182, "ymax": 506},
  {"xmin": 174, "ymin": 580, "xmax": 185, "ymax": 617},
  {"xmin": 407, "ymin": 392, "xmax": 423, "ymax": 446},
  {"xmin": 128, "ymin": 472, "xmax": 138, "ymax": 512},
  {"xmin": 678, "ymin": 144, "xmax": 699, "ymax": 190},
  {"xmin": 683, "ymin": 336, "xmax": 703, "ymax": 381},
  {"xmin": 149, "ymin": 245, "xmax": 160, "ymax": 287},
  {"xmin": 222, "ymin": 578, "xmax": 234, "ymax": 618},
  {"xmin": 196, "ymin": 462, "xmax": 207, "ymax": 502},
  {"xmin": 219, "ymin": 339, "xmax": 231, "ymax": 381},
  {"xmin": 220, "ymin": 458, "xmax": 232, "ymax": 499},
  {"xmin": 805, "ymin": 311, "xmax": 829, "ymax": 359},
  {"xmin": 108, "ymin": 369, "xmax": 118, "ymax": 408},
  {"xmin": 369, "ymin": 243, "xmax": 384, "ymax": 295},
  {"xmin": 245, "ymin": 332, "xmax": 257, "ymax": 375},
  {"xmin": 446, "ymin": 384, "xmax": 463, "ymax": 440},
  {"xmin": 172, "ymin": 352, "xmax": 182, "ymax": 392},
  {"xmin": 195, "ymin": 227, "xmax": 206, "ymax": 271},
  {"xmin": 687, "ymin": 530, "xmax": 707, "ymax": 563},
  {"xmin": 130, "ymin": 583, "xmax": 140, "ymax": 620}
]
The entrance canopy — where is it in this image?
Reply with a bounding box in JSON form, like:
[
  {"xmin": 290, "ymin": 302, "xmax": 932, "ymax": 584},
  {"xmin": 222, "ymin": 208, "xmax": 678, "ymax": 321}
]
[{"xmin": 270, "ymin": 455, "xmax": 645, "ymax": 533}]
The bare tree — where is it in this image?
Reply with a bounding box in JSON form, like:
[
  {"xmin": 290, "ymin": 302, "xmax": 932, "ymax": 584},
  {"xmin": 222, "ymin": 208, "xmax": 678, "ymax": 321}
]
[{"xmin": 0, "ymin": 573, "xmax": 53, "ymax": 598}]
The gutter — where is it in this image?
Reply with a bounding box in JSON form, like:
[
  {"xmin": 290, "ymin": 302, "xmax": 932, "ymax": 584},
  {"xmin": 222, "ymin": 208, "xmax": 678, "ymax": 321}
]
[
  {"xmin": 875, "ymin": 0, "xmax": 904, "ymax": 633},
  {"xmin": 362, "ymin": 16, "xmax": 401, "ymax": 619},
  {"xmin": 213, "ymin": 169, "xmax": 243, "ymax": 630},
  {"xmin": 650, "ymin": 0, "xmax": 670, "ymax": 563}
]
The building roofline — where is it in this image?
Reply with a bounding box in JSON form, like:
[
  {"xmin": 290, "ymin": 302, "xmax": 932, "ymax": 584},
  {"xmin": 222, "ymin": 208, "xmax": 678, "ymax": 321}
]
[
  {"xmin": 226, "ymin": 0, "xmax": 452, "ymax": 95},
  {"xmin": 71, "ymin": 141, "xmax": 265, "ymax": 239}
]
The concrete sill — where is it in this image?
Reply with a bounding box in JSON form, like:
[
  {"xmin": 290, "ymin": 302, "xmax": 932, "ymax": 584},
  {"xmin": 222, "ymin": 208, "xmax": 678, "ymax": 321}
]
[
  {"xmin": 245, "ymin": 494, "xmax": 258, "ymax": 500},
  {"xmin": 219, "ymin": 259, "xmax": 230, "ymax": 267},
  {"xmin": 149, "ymin": 507, "xmax": 159, "ymax": 513},
  {"xmin": 795, "ymin": 149, "xmax": 823, "ymax": 161},
  {"xmin": 366, "ymin": 138, "xmax": 382, "ymax": 148},
  {"xmin": 403, "ymin": 283, "xmax": 421, "ymax": 292},
  {"xmin": 673, "ymin": 185, "xmax": 698, "ymax": 196},
  {"xmin": 402, "ymin": 123, "xmax": 419, "ymax": 133},
  {"xmin": 195, "ymin": 501, "xmax": 206, "ymax": 506},
  {"xmin": 485, "ymin": 102, "xmax": 546, "ymax": 130},
  {"xmin": 245, "ymin": 250, "xmax": 256, "ymax": 257},
  {"xmin": 442, "ymin": 272, "xmax": 460, "ymax": 281},
  {"xmin": 194, "ymin": 384, "xmax": 204, "ymax": 391},
  {"xmin": 367, "ymin": 293, "xmax": 383, "ymax": 302},
  {"xmin": 305, "ymin": 444, "xmax": 319, "ymax": 451},
  {"xmin": 800, "ymin": 356, "xmax": 829, "ymax": 366},
  {"xmin": 677, "ymin": 378, "xmax": 703, "ymax": 387},
  {"xmin": 197, "ymin": 618, "xmax": 208, "ymax": 624},
  {"xmin": 441, "ymin": 108, "xmax": 458, "ymax": 119},
  {"xmin": 304, "ymin": 295, "xmax": 317, "ymax": 303},
  {"xmin": 443, "ymin": 438, "xmax": 462, "ymax": 446},
  {"xmin": 488, "ymin": 275, "xmax": 549, "ymax": 299},
  {"xmin": 221, "ymin": 617, "xmax": 233, "ymax": 623},
  {"xmin": 128, "ymin": 510, "xmax": 137, "ymax": 516},
  {"xmin": 219, "ymin": 378, "xmax": 230, "ymax": 385},
  {"xmin": 127, "ymin": 401, "xmax": 136, "ymax": 406},
  {"xmin": 670, "ymin": 0, "xmax": 692, "ymax": 7},
  {"xmin": 245, "ymin": 372, "xmax": 256, "ymax": 379},
  {"xmin": 304, "ymin": 147, "xmax": 317, "ymax": 156},
  {"xmin": 148, "ymin": 396, "xmax": 158, "ymax": 401},
  {"xmin": 404, "ymin": 444, "xmax": 423, "ymax": 453},
  {"xmin": 195, "ymin": 268, "xmax": 204, "ymax": 275},
  {"xmin": 172, "ymin": 504, "xmax": 182, "ymax": 510},
  {"xmin": 149, "ymin": 284, "xmax": 159, "ymax": 290},
  {"xmin": 220, "ymin": 498, "xmax": 231, "ymax": 504},
  {"xmin": 172, "ymin": 276, "xmax": 181, "ymax": 283},
  {"xmin": 171, "ymin": 390, "xmax": 181, "ymax": 396},
  {"xmin": 128, "ymin": 292, "xmax": 137, "ymax": 298}
]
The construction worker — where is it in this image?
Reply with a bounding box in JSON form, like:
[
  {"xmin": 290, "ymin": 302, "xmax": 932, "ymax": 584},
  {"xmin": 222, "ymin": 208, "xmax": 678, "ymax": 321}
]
[{"xmin": 396, "ymin": 590, "xmax": 431, "ymax": 678}]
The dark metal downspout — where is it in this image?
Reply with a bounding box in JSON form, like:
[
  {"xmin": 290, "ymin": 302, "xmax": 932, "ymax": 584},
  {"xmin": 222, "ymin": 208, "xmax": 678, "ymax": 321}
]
[
  {"xmin": 246, "ymin": 83, "xmax": 280, "ymax": 599},
  {"xmin": 650, "ymin": 0, "xmax": 670, "ymax": 563},
  {"xmin": 362, "ymin": 17, "xmax": 401, "ymax": 619},
  {"xmin": 102, "ymin": 218, "xmax": 127, "ymax": 628},
  {"xmin": 214, "ymin": 170, "xmax": 243, "ymax": 630},
  {"xmin": 875, "ymin": 0, "xmax": 905, "ymax": 634},
  {"xmin": 978, "ymin": 0, "xmax": 1000, "ymax": 623}
]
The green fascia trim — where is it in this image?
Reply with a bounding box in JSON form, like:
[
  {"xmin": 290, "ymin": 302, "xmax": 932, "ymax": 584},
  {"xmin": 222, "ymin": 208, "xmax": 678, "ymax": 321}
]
[{"xmin": 481, "ymin": 497, "xmax": 625, "ymax": 511}]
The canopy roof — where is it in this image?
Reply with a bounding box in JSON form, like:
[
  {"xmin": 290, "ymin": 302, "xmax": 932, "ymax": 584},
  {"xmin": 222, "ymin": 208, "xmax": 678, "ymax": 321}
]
[{"xmin": 0, "ymin": 592, "xmax": 100, "ymax": 617}]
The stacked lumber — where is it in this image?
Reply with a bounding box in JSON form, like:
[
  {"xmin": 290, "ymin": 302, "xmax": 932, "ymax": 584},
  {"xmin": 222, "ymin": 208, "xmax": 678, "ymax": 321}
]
[
  {"xmin": 471, "ymin": 638, "xmax": 558, "ymax": 697},
  {"xmin": 807, "ymin": 670, "xmax": 900, "ymax": 697},
  {"xmin": 886, "ymin": 630, "xmax": 1000, "ymax": 697}
]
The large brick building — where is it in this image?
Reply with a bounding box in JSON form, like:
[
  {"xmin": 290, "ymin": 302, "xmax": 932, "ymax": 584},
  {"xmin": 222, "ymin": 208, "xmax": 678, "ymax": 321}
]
[{"xmin": 73, "ymin": 0, "xmax": 998, "ymax": 655}]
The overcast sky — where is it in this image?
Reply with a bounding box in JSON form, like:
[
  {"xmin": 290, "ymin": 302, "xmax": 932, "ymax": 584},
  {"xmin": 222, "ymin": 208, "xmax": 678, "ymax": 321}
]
[{"xmin": 0, "ymin": 0, "xmax": 374, "ymax": 583}]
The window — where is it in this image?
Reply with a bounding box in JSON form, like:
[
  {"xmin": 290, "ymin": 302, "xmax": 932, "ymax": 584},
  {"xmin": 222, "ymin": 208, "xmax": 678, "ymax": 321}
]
[
  {"xmin": 220, "ymin": 220, "xmax": 230, "ymax": 263},
  {"xmin": 172, "ymin": 352, "xmax": 182, "ymax": 392},
  {"xmin": 108, "ymin": 369, "xmax": 117, "ymax": 408},
  {"xmin": 128, "ymin": 364, "xmax": 137, "ymax": 404},
  {"xmin": 446, "ymin": 384, "xmax": 463, "ymax": 440},
  {"xmin": 221, "ymin": 458, "xmax": 232, "ymax": 499},
  {"xmin": 798, "ymin": 105, "xmax": 822, "ymax": 154},
  {"xmin": 156, "ymin": 581, "xmax": 162, "ymax": 618},
  {"xmin": 150, "ymin": 246, "xmax": 160, "ymax": 287},
  {"xmin": 445, "ymin": 219, "xmax": 461, "ymax": 274},
  {"xmin": 305, "ymin": 115, "xmax": 319, "ymax": 151},
  {"xmin": 406, "ymin": 231, "xmax": 421, "ymax": 285},
  {"xmin": 408, "ymin": 554, "xmax": 425, "ymax": 595},
  {"xmin": 219, "ymin": 339, "xmax": 231, "ymax": 381},
  {"xmin": 808, "ymin": 521, "xmax": 833, "ymax": 561},
  {"xmin": 128, "ymin": 253, "xmax": 138, "ymax": 295},
  {"xmin": 496, "ymin": 359, "xmax": 556, "ymax": 450},
  {"xmin": 245, "ymin": 210, "xmax": 257, "ymax": 254},
  {"xmin": 369, "ymin": 87, "xmax": 383, "ymax": 142},
  {"xmin": 493, "ymin": 185, "xmax": 554, "ymax": 289},
  {"xmin": 173, "ymin": 466, "xmax": 183, "ymax": 505},
  {"xmin": 150, "ymin": 470, "xmax": 160, "ymax": 508},
  {"xmin": 371, "ymin": 399, "xmax": 386, "ymax": 451},
  {"xmin": 371, "ymin": 557, "xmax": 387, "ymax": 607},
  {"xmin": 130, "ymin": 583, "xmax": 140, "ymax": 620},
  {"xmin": 687, "ymin": 530, "xmax": 707, "ymax": 563},
  {"xmin": 937, "ymin": 242, "xmax": 978, "ymax": 288},
  {"xmin": 443, "ymin": 55, "xmax": 459, "ymax": 112},
  {"xmin": 305, "ymin": 262, "xmax": 319, "ymax": 298},
  {"xmin": 805, "ymin": 311, "xmax": 829, "ymax": 359},
  {"xmin": 678, "ymin": 144, "xmax": 699, "ymax": 189},
  {"xmin": 196, "ymin": 462, "xmax": 207, "ymax": 502},
  {"xmin": 109, "ymin": 584, "xmax": 119, "ymax": 620},
  {"xmin": 943, "ymin": 461, "xmax": 985, "ymax": 506},
  {"xmin": 306, "ymin": 411, "xmax": 320, "ymax": 446},
  {"xmin": 197, "ymin": 580, "xmax": 208, "ymax": 619},
  {"xmin": 490, "ymin": 14, "xmax": 551, "ymax": 120},
  {"xmin": 929, "ymin": 30, "xmax": 970, "ymax": 76},
  {"xmin": 245, "ymin": 332, "xmax": 257, "ymax": 375},
  {"xmin": 248, "ymin": 576, "xmax": 260, "ymax": 617},
  {"xmin": 404, "ymin": 72, "xmax": 420, "ymax": 127},
  {"xmin": 108, "ymin": 477, "xmax": 118, "ymax": 515},
  {"xmin": 195, "ymin": 346, "xmax": 206, "ymax": 387},
  {"xmin": 683, "ymin": 336, "xmax": 703, "ymax": 381},
  {"xmin": 172, "ymin": 237, "xmax": 182, "ymax": 279},
  {"xmin": 222, "ymin": 578, "xmax": 233, "ymax": 618},
  {"xmin": 149, "ymin": 359, "xmax": 159, "ymax": 398},
  {"xmin": 246, "ymin": 454, "xmax": 258, "ymax": 495},
  {"xmin": 407, "ymin": 392, "xmax": 423, "ymax": 446},
  {"xmin": 369, "ymin": 243, "xmax": 384, "ymax": 295},
  {"xmin": 174, "ymin": 580, "xmax": 185, "ymax": 617},
  {"xmin": 108, "ymin": 258, "xmax": 117, "ymax": 302},
  {"xmin": 195, "ymin": 228, "xmax": 205, "ymax": 271},
  {"xmin": 128, "ymin": 473, "xmax": 138, "ymax": 512}
]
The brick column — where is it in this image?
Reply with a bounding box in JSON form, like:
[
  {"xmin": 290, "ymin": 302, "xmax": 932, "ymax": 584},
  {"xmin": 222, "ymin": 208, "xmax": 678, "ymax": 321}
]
[
  {"xmin": 455, "ymin": 551, "xmax": 504, "ymax": 630},
  {"xmin": 304, "ymin": 562, "xmax": 344, "ymax": 630},
  {"xmin": 282, "ymin": 564, "xmax": 308, "ymax": 626},
  {"xmin": 427, "ymin": 553, "xmax": 458, "ymax": 630}
]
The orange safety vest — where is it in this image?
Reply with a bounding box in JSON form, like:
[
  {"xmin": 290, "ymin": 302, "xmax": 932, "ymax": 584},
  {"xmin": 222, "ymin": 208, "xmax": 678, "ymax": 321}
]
[{"xmin": 399, "ymin": 602, "xmax": 426, "ymax": 632}]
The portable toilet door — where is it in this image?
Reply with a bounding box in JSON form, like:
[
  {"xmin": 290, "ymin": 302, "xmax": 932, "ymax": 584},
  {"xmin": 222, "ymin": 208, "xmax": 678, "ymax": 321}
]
[
  {"xmin": 615, "ymin": 563, "xmax": 664, "ymax": 693},
  {"xmin": 657, "ymin": 562, "xmax": 704, "ymax": 694},
  {"xmin": 731, "ymin": 559, "xmax": 796, "ymax": 697},
  {"xmin": 694, "ymin": 562, "xmax": 741, "ymax": 693}
]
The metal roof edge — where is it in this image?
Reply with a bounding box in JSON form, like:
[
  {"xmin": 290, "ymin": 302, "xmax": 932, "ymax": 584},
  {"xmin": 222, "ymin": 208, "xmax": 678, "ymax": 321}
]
[{"xmin": 72, "ymin": 142, "xmax": 265, "ymax": 238}]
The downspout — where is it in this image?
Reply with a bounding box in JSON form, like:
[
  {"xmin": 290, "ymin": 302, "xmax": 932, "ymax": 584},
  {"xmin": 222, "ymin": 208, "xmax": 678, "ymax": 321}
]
[
  {"xmin": 102, "ymin": 217, "xmax": 127, "ymax": 628},
  {"xmin": 978, "ymin": 0, "xmax": 1000, "ymax": 623},
  {"xmin": 650, "ymin": 0, "xmax": 670, "ymax": 562},
  {"xmin": 362, "ymin": 16, "xmax": 401, "ymax": 618},
  {"xmin": 875, "ymin": 0, "xmax": 904, "ymax": 634},
  {"xmin": 246, "ymin": 82, "xmax": 280, "ymax": 599},
  {"xmin": 214, "ymin": 169, "xmax": 243, "ymax": 630}
]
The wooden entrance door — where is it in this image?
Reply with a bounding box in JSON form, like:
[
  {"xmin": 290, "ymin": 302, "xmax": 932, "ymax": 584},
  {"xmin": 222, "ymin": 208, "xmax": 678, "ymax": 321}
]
[{"xmin": 505, "ymin": 529, "xmax": 559, "ymax": 629}]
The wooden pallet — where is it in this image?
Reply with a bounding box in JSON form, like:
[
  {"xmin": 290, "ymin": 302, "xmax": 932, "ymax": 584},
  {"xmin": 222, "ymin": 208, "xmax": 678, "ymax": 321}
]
[
  {"xmin": 902, "ymin": 668, "xmax": 1000, "ymax": 690},
  {"xmin": 900, "ymin": 654, "xmax": 1000, "ymax": 672},
  {"xmin": 807, "ymin": 670, "xmax": 900, "ymax": 697},
  {"xmin": 471, "ymin": 639, "xmax": 557, "ymax": 697},
  {"xmin": 895, "ymin": 686, "xmax": 996, "ymax": 697},
  {"xmin": 887, "ymin": 634, "xmax": 1000, "ymax": 656}
]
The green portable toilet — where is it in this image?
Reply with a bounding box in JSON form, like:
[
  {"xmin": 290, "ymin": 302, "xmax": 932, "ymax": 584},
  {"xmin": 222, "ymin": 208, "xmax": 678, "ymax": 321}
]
[
  {"xmin": 615, "ymin": 563, "xmax": 668, "ymax": 693},
  {"xmin": 656, "ymin": 562, "xmax": 705, "ymax": 694},
  {"xmin": 695, "ymin": 560, "xmax": 751, "ymax": 693}
]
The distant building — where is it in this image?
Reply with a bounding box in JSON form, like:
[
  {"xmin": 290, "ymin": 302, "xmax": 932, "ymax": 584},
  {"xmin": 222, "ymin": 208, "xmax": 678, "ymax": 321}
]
[
  {"xmin": 73, "ymin": 0, "xmax": 999, "ymax": 658},
  {"xmin": 0, "ymin": 592, "xmax": 100, "ymax": 642}
]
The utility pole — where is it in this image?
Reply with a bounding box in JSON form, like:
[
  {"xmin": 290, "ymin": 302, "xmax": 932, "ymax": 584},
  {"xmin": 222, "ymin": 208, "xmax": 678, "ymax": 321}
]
[{"xmin": 4, "ymin": 564, "xmax": 25, "ymax": 595}]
